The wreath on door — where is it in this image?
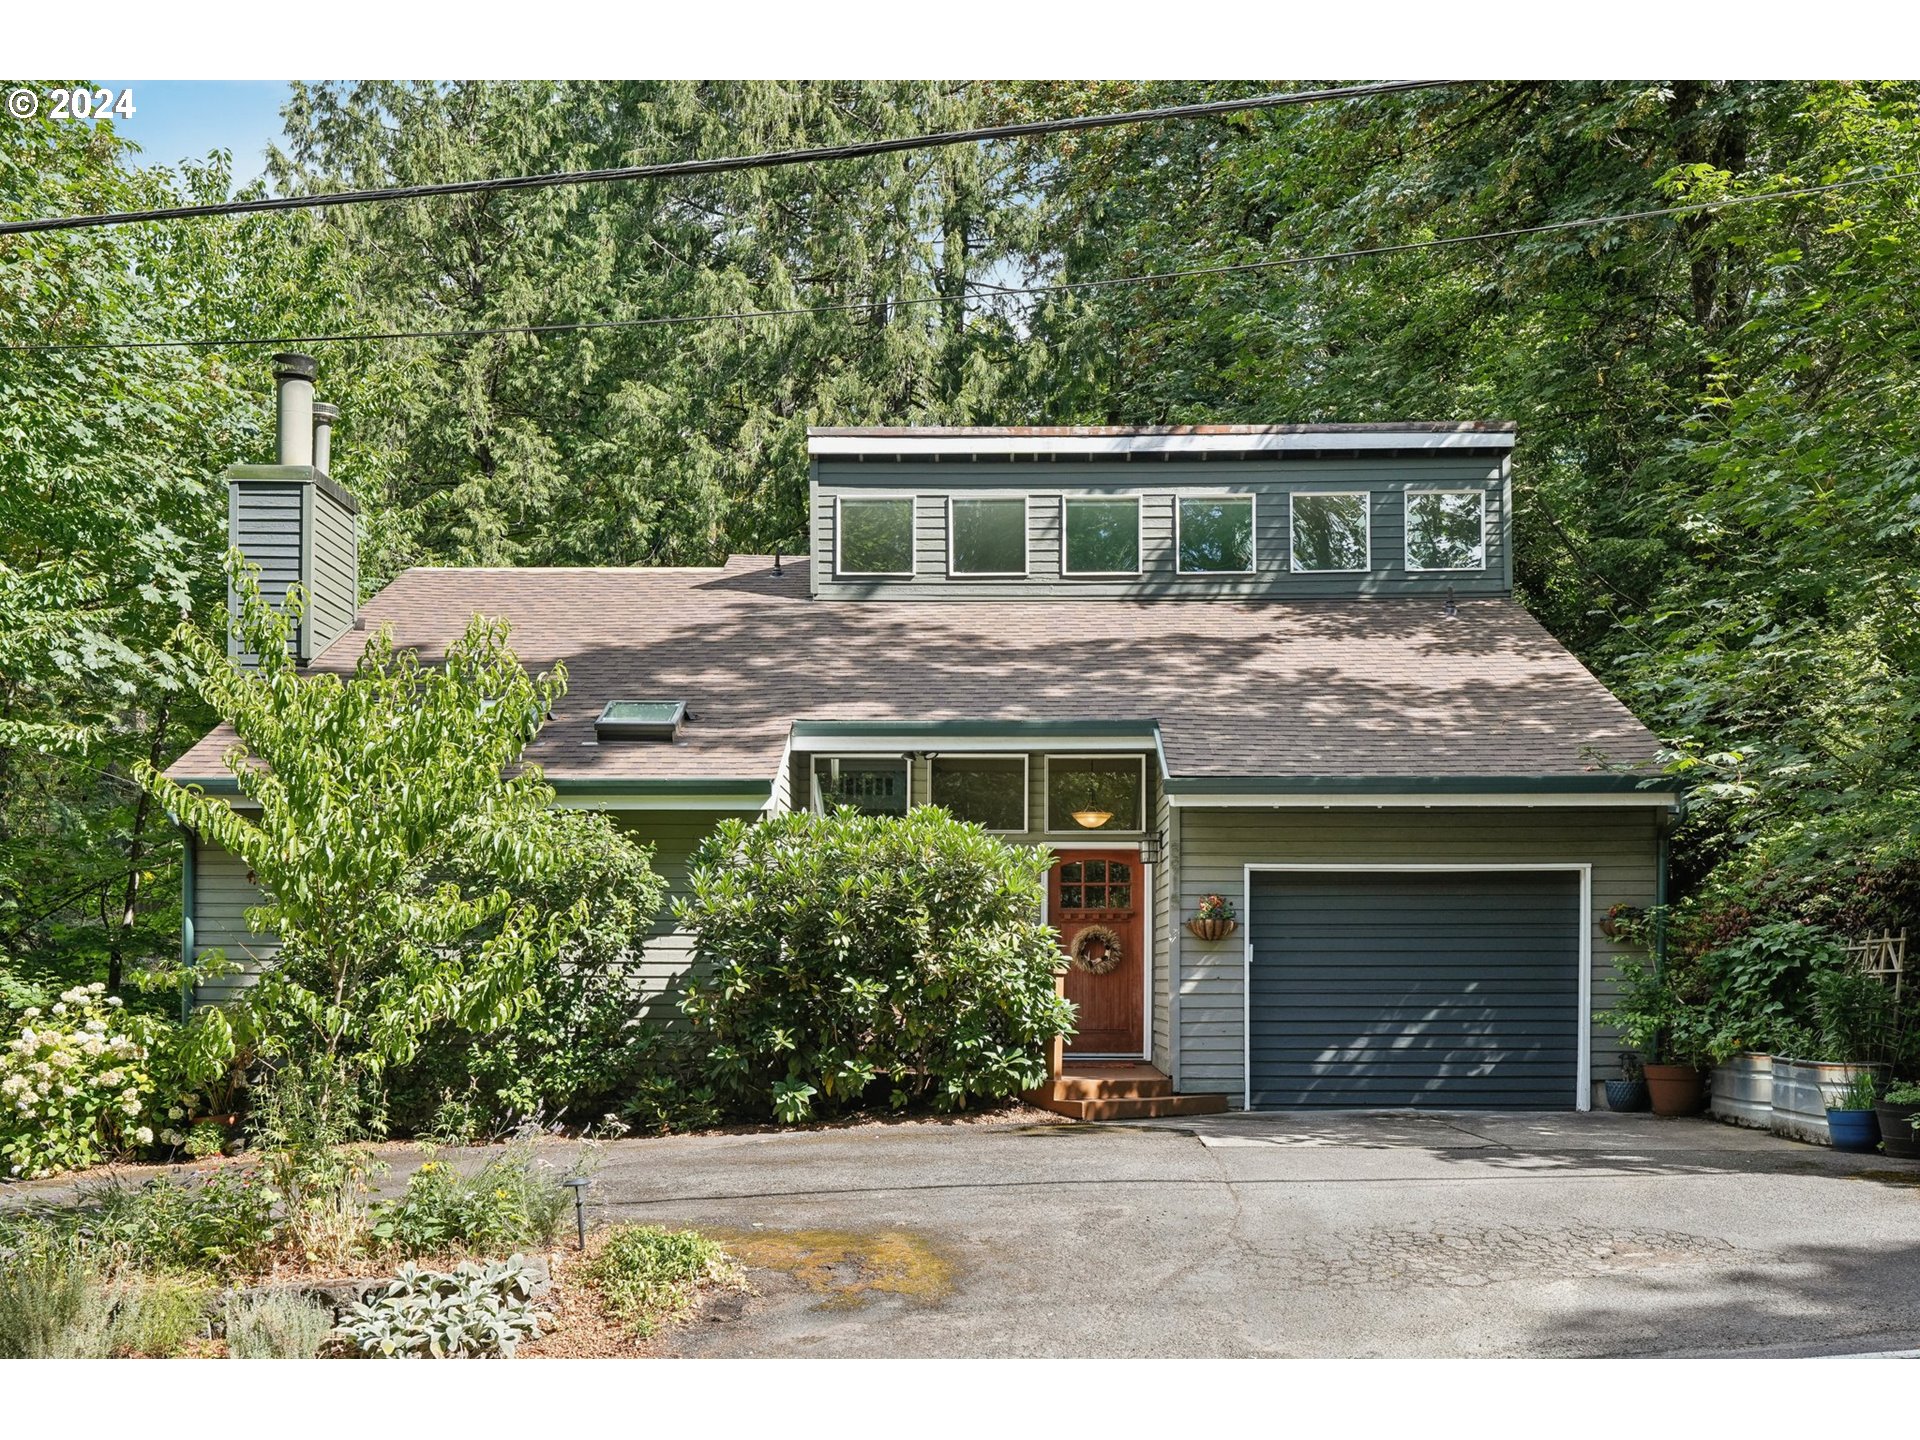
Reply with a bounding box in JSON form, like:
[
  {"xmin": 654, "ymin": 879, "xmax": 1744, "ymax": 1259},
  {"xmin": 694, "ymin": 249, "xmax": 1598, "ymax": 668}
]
[{"xmin": 1069, "ymin": 924, "xmax": 1124, "ymax": 976}]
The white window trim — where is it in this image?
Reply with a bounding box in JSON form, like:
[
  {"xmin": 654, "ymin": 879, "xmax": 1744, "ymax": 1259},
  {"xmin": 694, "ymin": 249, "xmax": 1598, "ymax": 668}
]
[
  {"xmin": 833, "ymin": 494, "xmax": 917, "ymax": 578},
  {"xmin": 1059, "ymin": 494, "xmax": 1145, "ymax": 578},
  {"xmin": 1043, "ymin": 753, "xmax": 1149, "ymax": 836},
  {"xmin": 1239, "ymin": 862, "xmax": 1593, "ymax": 1113},
  {"xmin": 1288, "ymin": 489, "xmax": 1372, "ymax": 574},
  {"xmin": 1174, "ymin": 493, "xmax": 1258, "ymax": 576},
  {"xmin": 945, "ymin": 493, "xmax": 1032, "ymax": 579},
  {"xmin": 1403, "ymin": 488, "xmax": 1489, "ymax": 572},
  {"xmin": 927, "ymin": 752, "xmax": 1030, "ymax": 833},
  {"xmin": 809, "ymin": 752, "xmax": 911, "ymax": 816}
]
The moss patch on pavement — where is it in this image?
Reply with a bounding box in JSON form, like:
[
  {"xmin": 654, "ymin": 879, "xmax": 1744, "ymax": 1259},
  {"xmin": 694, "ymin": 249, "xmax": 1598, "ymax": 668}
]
[{"xmin": 710, "ymin": 1227, "xmax": 956, "ymax": 1310}]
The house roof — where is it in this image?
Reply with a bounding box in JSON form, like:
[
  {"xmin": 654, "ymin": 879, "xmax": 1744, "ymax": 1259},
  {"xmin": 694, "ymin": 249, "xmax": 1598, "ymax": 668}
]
[
  {"xmin": 166, "ymin": 556, "xmax": 1665, "ymax": 798},
  {"xmin": 808, "ymin": 423, "xmax": 1517, "ymax": 458}
]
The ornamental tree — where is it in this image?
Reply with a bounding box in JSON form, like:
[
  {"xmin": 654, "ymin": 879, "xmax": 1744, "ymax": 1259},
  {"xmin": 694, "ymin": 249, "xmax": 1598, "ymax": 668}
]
[{"xmin": 137, "ymin": 558, "xmax": 589, "ymax": 1122}]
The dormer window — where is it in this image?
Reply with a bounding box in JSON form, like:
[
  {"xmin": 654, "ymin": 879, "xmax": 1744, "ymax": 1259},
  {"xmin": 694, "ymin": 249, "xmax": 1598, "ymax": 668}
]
[
  {"xmin": 948, "ymin": 496, "xmax": 1028, "ymax": 577},
  {"xmin": 1405, "ymin": 490, "xmax": 1487, "ymax": 571},
  {"xmin": 1290, "ymin": 492, "xmax": 1370, "ymax": 573},
  {"xmin": 836, "ymin": 496, "xmax": 915, "ymax": 577},
  {"xmin": 1177, "ymin": 495, "xmax": 1256, "ymax": 574},
  {"xmin": 596, "ymin": 700, "xmax": 686, "ymax": 741}
]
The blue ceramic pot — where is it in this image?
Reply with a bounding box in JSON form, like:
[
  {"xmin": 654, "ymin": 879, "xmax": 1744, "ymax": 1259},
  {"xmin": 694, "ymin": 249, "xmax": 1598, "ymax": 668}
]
[
  {"xmin": 1606, "ymin": 1079, "xmax": 1650, "ymax": 1113},
  {"xmin": 1827, "ymin": 1107, "xmax": 1881, "ymax": 1153}
]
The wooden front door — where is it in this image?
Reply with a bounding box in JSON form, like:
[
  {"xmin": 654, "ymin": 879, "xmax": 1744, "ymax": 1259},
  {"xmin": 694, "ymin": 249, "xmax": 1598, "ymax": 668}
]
[{"xmin": 1052, "ymin": 849, "xmax": 1144, "ymax": 1055}]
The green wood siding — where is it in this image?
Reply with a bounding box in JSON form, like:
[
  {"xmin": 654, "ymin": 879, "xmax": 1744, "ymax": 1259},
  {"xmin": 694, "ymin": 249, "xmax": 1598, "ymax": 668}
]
[
  {"xmin": 188, "ymin": 809, "xmax": 734, "ymax": 1021},
  {"xmin": 809, "ymin": 456, "xmax": 1511, "ymax": 600},
  {"xmin": 1173, "ymin": 806, "xmax": 1662, "ymax": 1105}
]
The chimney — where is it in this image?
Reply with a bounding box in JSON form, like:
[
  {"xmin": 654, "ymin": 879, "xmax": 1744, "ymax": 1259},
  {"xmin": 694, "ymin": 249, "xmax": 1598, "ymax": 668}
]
[
  {"xmin": 273, "ymin": 352, "xmax": 316, "ymax": 467},
  {"xmin": 225, "ymin": 354, "xmax": 360, "ymax": 664},
  {"xmin": 311, "ymin": 402, "xmax": 338, "ymax": 474}
]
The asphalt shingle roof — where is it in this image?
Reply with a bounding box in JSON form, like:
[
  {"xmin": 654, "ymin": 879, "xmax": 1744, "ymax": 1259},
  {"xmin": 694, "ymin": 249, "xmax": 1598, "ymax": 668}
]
[{"xmin": 167, "ymin": 556, "xmax": 1661, "ymax": 788}]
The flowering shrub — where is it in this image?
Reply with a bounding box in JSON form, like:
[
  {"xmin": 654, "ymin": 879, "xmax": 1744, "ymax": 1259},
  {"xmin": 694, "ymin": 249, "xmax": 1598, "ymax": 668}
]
[{"xmin": 1, "ymin": 985, "xmax": 161, "ymax": 1179}]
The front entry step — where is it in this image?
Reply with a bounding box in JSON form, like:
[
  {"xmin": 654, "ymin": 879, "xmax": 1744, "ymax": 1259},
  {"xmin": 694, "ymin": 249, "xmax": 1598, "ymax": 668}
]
[{"xmin": 1027, "ymin": 1061, "xmax": 1229, "ymax": 1120}]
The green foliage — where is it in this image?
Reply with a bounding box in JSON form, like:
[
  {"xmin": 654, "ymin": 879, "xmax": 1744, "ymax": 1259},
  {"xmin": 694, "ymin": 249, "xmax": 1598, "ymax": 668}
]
[
  {"xmin": 1833, "ymin": 1072, "xmax": 1881, "ymax": 1112},
  {"xmin": 74, "ymin": 1170, "xmax": 279, "ymax": 1275},
  {"xmin": 338, "ymin": 1255, "xmax": 546, "ymax": 1359},
  {"xmin": 224, "ymin": 1290, "xmax": 335, "ymax": 1359},
  {"xmin": 677, "ymin": 808, "xmax": 1075, "ymax": 1122},
  {"xmin": 249, "ymin": 1062, "xmax": 385, "ymax": 1269},
  {"xmin": 1694, "ymin": 921, "xmax": 1850, "ymax": 1060},
  {"xmin": 369, "ymin": 1144, "xmax": 573, "ymax": 1258},
  {"xmin": 585, "ymin": 1224, "xmax": 737, "ymax": 1338},
  {"xmin": 105, "ymin": 1273, "xmax": 212, "ymax": 1357},
  {"xmin": 1600, "ymin": 955, "xmax": 1716, "ymax": 1068},
  {"xmin": 386, "ymin": 808, "xmax": 667, "ymax": 1134},
  {"xmin": 1811, "ymin": 968, "xmax": 1899, "ymax": 1063},
  {"xmin": 136, "ymin": 560, "xmax": 590, "ymax": 1124},
  {"xmin": 1882, "ymin": 1080, "xmax": 1920, "ymax": 1106}
]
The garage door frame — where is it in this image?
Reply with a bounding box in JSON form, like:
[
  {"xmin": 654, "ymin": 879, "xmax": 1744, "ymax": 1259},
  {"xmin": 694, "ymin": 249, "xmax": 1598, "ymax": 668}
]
[{"xmin": 1241, "ymin": 863, "xmax": 1592, "ymax": 1112}]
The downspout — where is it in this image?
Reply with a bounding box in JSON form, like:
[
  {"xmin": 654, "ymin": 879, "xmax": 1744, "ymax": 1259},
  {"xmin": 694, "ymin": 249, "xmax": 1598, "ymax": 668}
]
[
  {"xmin": 178, "ymin": 825, "xmax": 196, "ymax": 1024},
  {"xmin": 1654, "ymin": 825, "xmax": 1670, "ymax": 977}
]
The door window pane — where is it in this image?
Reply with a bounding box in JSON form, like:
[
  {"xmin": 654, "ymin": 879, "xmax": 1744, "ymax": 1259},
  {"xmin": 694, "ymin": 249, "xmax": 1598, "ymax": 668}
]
[
  {"xmin": 950, "ymin": 497, "xmax": 1027, "ymax": 576},
  {"xmin": 1290, "ymin": 492, "xmax": 1370, "ymax": 572},
  {"xmin": 1406, "ymin": 491, "xmax": 1486, "ymax": 570},
  {"xmin": 1046, "ymin": 756, "xmax": 1144, "ymax": 832},
  {"xmin": 812, "ymin": 756, "xmax": 909, "ymax": 816},
  {"xmin": 929, "ymin": 754, "xmax": 1027, "ymax": 831},
  {"xmin": 1063, "ymin": 497, "xmax": 1141, "ymax": 574},
  {"xmin": 838, "ymin": 497, "xmax": 914, "ymax": 575},
  {"xmin": 1177, "ymin": 497, "xmax": 1255, "ymax": 573}
]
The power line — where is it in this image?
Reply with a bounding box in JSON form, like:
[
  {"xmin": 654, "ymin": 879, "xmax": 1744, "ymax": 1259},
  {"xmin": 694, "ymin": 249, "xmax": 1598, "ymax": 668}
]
[
  {"xmin": 0, "ymin": 80, "xmax": 1453, "ymax": 238},
  {"xmin": 6, "ymin": 168, "xmax": 1907, "ymax": 357}
]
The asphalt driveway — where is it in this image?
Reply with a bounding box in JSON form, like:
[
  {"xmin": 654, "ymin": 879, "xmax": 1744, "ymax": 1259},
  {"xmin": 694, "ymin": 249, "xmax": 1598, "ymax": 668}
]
[{"xmin": 570, "ymin": 1110, "xmax": 1920, "ymax": 1358}]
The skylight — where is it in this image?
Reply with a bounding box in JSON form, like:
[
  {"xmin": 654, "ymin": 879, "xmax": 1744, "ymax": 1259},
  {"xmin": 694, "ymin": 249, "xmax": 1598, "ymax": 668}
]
[{"xmin": 595, "ymin": 700, "xmax": 686, "ymax": 742}]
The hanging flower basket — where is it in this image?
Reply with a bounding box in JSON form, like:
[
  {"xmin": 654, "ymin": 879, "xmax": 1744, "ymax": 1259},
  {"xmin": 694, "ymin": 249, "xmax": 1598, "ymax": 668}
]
[{"xmin": 1185, "ymin": 916, "xmax": 1238, "ymax": 942}]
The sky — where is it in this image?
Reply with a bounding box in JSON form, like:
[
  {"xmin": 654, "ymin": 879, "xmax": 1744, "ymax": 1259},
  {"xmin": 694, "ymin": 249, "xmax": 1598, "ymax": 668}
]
[{"xmin": 95, "ymin": 80, "xmax": 295, "ymax": 179}]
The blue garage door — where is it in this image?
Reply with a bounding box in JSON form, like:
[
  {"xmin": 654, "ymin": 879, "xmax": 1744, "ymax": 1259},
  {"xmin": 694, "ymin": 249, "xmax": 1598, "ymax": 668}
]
[{"xmin": 1248, "ymin": 870, "xmax": 1581, "ymax": 1109}]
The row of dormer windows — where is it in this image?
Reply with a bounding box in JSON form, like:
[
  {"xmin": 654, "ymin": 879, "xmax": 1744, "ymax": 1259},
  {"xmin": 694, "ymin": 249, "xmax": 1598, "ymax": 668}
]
[{"xmin": 832, "ymin": 491, "xmax": 1488, "ymax": 579}]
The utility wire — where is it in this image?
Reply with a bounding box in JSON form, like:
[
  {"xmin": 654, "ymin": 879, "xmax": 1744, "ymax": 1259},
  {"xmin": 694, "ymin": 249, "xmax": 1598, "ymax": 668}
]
[
  {"xmin": 5, "ymin": 168, "xmax": 1907, "ymax": 356},
  {"xmin": 0, "ymin": 80, "xmax": 1452, "ymax": 237}
]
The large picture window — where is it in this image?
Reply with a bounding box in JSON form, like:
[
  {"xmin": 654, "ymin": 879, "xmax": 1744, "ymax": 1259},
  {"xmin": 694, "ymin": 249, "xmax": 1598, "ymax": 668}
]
[
  {"xmin": 811, "ymin": 755, "xmax": 910, "ymax": 816},
  {"xmin": 929, "ymin": 754, "xmax": 1028, "ymax": 832},
  {"xmin": 836, "ymin": 496, "xmax": 915, "ymax": 576},
  {"xmin": 1045, "ymin": 755, "xmax": 1145, "ymax": 833},
  {"xmin": 948, "ymin": 496, "xmax": 1028, "ymax": 577},
  {"xmin": 1405, "ymin": 490, "xmax": 1487, "ymax": 571},
  {"xmin": 1176, "ymin": 496, "xmax": 1255, "ymax": 574},
  {"xmin": 1290, "ymin": 492, "xmax": 1370, "ymax": 572},
  {"xmin": 1062, "ymin": 497, "xmax": 1141, "ymax": 575}
]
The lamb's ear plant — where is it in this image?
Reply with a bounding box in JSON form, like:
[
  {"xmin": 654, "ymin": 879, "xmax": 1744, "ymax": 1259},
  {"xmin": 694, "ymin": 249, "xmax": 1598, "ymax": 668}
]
[{"xmin": 337, "ymin": 1255, "xmax": 548, "ymax": 1358}]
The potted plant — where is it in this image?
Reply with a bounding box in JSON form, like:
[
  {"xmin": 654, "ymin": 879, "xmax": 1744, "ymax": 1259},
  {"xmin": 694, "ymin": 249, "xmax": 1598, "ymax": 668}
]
[
  {"xmin": 1600, "ymin": 956, "xmax": 1712, "ymax": 1116},
  {"xmin": 1826, "ymin": 1072, "xmax": 1882, "ymax": 1153},
  {"xmin": 1772, "ymin": 969, "xmax": 1893, "ymax": 1145},
  {"xmin": 1876, "ymin": 1080, "xmax": 1920, "ymax": 1162},
  {"xmin": 1605, "ymin": 1053, "xmax": 1650, "ymax": 1113},
  {"xmin": 1600, "ymin": 903, "xmax": 1644, "ymax": 940},
  {"xmin": 1185, "ymin": 894, "xmax": 1238, "ymax": 943}
]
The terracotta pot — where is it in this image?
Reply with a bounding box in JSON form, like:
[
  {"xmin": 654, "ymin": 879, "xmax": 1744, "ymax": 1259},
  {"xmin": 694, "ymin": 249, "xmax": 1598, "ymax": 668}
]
[
  {"xmin": 1185, "ymin": 916, "xmax": 1238, "ymax": 942},
  {"xmin": 1643, "ymin": 1063, "xmax": 1706, "ymax": 1116}
]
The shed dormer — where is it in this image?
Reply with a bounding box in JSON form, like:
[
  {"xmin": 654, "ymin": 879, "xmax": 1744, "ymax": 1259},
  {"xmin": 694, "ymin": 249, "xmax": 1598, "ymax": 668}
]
[{"xmin": 805, "ymin": 424, "xmax": 1515, "ymax": 601}]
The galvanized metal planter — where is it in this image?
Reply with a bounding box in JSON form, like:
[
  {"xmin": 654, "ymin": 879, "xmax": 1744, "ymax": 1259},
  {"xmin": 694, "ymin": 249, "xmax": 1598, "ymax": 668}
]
[
  {"xmin": 1769, "ymin": 1059, "xmax": 1886, "ymax": 1145},
  {"xmin": 1709, "ymin": 1053, "xmax": 1773, "ymax": 1129}
]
